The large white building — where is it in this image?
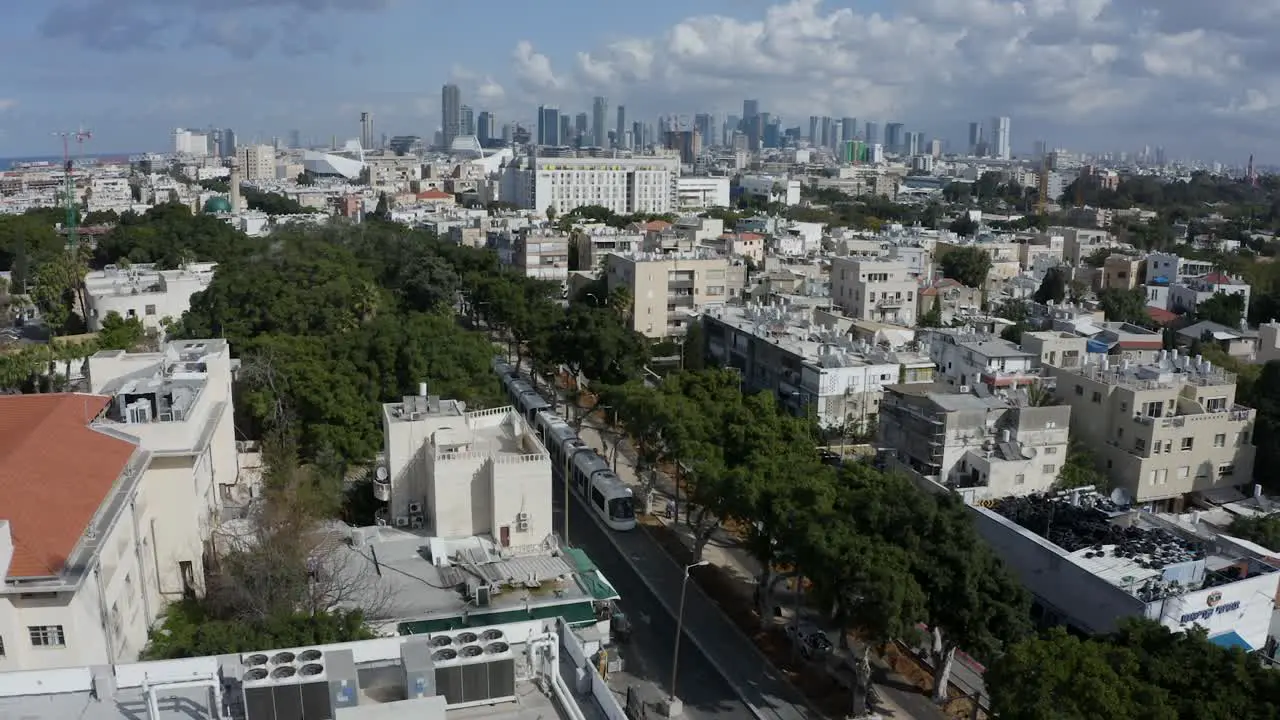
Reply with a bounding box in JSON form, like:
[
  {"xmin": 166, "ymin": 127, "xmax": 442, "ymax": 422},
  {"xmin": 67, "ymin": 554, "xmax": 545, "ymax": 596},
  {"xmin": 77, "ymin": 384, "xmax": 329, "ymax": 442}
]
[
  {"xmin": 0, "ymin": 340, "xmax": 236, "ymax": 670},
  {"xmin": 675, "ymin": 176, "xmax": 731, "ymax": 210},
  {"xmin": 83, "ymin": 262, "xmax": 216, "ymax": 334},
  {"xmin": 378, "ymin": 393, "xmax": 553, "ymax": 547},
  {"xmin": 738, "ymin": 175, "xmax": 802, "ymax": 206},
  {"xmin": 500, "ymin": 155, "xmax": 679, "ymax": 216},
  {"xmin": 171, "ymin": 128, "xmax": 209, "ymax": 157}
]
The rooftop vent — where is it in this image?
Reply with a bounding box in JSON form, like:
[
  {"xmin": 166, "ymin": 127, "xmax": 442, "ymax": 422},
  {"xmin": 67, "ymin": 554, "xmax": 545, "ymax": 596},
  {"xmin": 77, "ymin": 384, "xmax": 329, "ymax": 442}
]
[
  {"xmin": 456, "ymin": 632, "xmax": 478, "ymax": 644},
  {"xmin": 270, "ymin": 666, "xmax": 296, "ymax": 679},
  {"xmin": 432, "ymin": 649, "xmax": 457, "ymax": 661},
  {"xmin": 298, "ymin": 649, "xmax": 322, "ymax": 662},
  {"xmin": 299, "ymin": 664, "xmax": 324, "ymax": 676},
  {"xmin": 245, "ymin": 668, "xmax": 269, "ymax": 681},
  {"xmin": 430, "ymin": 635, "xmax": 452, "ymax": 648},
  {"xmin": 270, "ymin": 651, "xmax": 295, "ymax": 665},
  {"xmin": 245, "ymin": 654, "xmax": 269, "ymax": 667},
  {"xmin": 480, "ymin": 629, "xmax": 504, "ymax": 641},
  {"xmin": 485, "ymin": 642, "xmax": 509, "ymax": 654},
  {"xmin": 460, "ymin": 645, "xmax": 483, "ymax": 658}
]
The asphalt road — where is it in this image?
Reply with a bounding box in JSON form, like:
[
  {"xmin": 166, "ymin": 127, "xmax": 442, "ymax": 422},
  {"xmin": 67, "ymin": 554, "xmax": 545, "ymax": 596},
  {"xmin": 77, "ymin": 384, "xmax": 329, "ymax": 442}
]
[{"xmin": 554, "ymin": 475, "xmax": 752, "ymax": 720}]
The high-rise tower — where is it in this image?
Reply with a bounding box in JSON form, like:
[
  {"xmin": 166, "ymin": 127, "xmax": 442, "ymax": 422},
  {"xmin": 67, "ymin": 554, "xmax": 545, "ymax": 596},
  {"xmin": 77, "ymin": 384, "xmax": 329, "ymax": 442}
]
[
  {"xmin": 441, "ymin": 83, "xmax": 462, "ymax": 149},
  {"xmin": 990, "ymin": 116, "xmax": 1011, "ymax": 160},
  {"xmin": 360, "ymin": 112, "xmax": 374, "ymax": 151},
  {"xmin": 592, "ymin": 96, "xmax": 610, "ymax": 148}
]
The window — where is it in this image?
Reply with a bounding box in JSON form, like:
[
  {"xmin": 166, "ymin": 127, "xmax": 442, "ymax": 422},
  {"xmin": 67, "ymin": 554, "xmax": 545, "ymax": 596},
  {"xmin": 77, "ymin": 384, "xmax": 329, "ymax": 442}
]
[
  {"xmin": 1180, "ymin": 437, "xmax": 1194, "ymax": 451},
  {"xmin": 1044, "ymin": 447, "xmax": 1058, "ymax": 455},
  {"xmin": 1214, "ymin": 433, "xmax": 1226, "ymax": 448},
  {"xmin": 1014, "ymin": 474, "xmax": 1026, "ymax": 485},
  {"xmin": 1075, "ymin": 385, "xmax": 1084, "ymax": 396},
  {"xmin": 1219, "ymin": 464, "xmax": 1236, "ymax": 477},
  {"xmin": 29, "ymin": 625, "xmax": 65, "ymax": 647},
  {"xmin": 1135, "ymin": 438, "xmax": 1146, "ymax": 452},
  {"xmin": 1042, "ymin": 464, "xmax": 1056, "ymax": 474},
  {"xmin": 1205, "ymin": 397, "xmax": 1227, "ymax": 412},
  {"xmin": 144, "ymin": 304, "xmax": 157, "ymax": 316},
  {"xmin": 0, "ymin": 635, "xmax": 4, "ymax": 656},
  {"xmin": 1091, "ymin": 391, "xmax": 1102, "ymax": 403},
  {"xmin": 1178, "ymin": 466, "xmax": 1190, "ymax": 479},
  {"xmin": 1144, "ymin": 401, "xmax": 1163, "ymax": 418}
]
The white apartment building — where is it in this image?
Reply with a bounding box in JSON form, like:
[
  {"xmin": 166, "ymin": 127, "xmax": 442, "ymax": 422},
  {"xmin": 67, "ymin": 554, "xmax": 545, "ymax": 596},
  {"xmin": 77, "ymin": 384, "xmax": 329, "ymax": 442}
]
[
  {"xmin": 571, "ymin": 227, "xmax": 644, "ymax": 272},
  {"xmin": 830, "ymin": 257, "xmax": 918, "ymax": 326},
  {"xmin": 738, "ymin": 175, "xmax": 802, "ymax": 206},
  {"xmin": 605, "ymin": 251, "xmax": 746, "ymax": 338},
  {"xmin": 675, "ymin": 176, "xmax": 731, "ymax": 209},
  {"xmin": 235, "ymin": 144, "xmax": 276, "ymax": 181},
  {"xmin": 702, "ymin": 303, "xmax": 906, "ymax": 431},
  {"xmin": 923, "ymin": 329, "xmax": 1041, "ymax": 390},
  {"xmin": 378, "ymin": 394, "xmax": 552, "ymax": 546},
  {"xmin": 171, "ymin": 128, "xmax": 208, "ymax": 156},
  {"xmin": 0, "ymin": 340, "xmax": 235, "ymax": 671},
  {"xmin": 83, "ymin": 262, "xmax": 217, "ymax": 334},
  {"xmin": 1047, "ymin": 350, "xmax": 1257, "ymax": 508},
  {"xmin": 500, "ymin": 155, "xmax": 679, "ymax": 216},
  {"xmin": 879, "ymin": 385, "xmax": 1072, "ymax": 502},
  {"xmin": 1167, "ymin": 273, "xmax": 1251, "ymax": 316},
  {"xmin": 1146, "ymin": 252, "xmax": 1215, "ymax": 285},
  {"xmin": 505, "ymin": 228, "xmax": 569, "ymax": 287}
]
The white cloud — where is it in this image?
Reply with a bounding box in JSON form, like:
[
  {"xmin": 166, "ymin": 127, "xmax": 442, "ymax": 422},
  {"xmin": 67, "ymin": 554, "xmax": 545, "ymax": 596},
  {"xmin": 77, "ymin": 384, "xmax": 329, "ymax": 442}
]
[
  {"xmin": 0, "ymin": 99, "xmax": 17, "ymax": 113},
  {"xmin": 508, "ymin": 0, "xmax": 1280, "ymax": 156}
]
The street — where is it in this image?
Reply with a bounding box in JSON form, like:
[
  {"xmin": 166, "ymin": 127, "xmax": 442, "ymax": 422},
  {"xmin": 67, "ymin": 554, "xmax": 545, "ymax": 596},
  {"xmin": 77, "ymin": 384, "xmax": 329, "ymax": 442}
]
[{"xmin": 554, "ymin": 473, "xmax": 753, "ymax": 720}]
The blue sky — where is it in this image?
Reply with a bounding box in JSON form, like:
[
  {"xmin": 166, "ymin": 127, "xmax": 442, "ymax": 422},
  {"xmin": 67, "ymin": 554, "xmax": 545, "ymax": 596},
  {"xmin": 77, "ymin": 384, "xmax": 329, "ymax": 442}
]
[{"xmin": 0, "ymin": 0, "xmax": 1276, "ymax": 163}]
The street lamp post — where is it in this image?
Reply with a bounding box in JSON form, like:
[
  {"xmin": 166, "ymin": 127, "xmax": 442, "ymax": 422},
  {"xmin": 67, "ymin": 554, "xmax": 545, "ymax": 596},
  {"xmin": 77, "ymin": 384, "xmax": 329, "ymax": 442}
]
[{"xmin": 668, "ymin": 560, "xmax": 709, "ymax": 716}]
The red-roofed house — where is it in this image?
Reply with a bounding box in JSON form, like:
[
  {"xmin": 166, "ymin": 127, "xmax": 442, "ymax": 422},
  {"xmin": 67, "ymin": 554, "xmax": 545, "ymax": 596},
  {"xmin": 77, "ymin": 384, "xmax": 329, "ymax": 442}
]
[
  {"xmin": 0, "ymin": 338, "xmax": 238, "ymax": 669},
  {"xmin": 416, "ymin": 189, "xmax": 456, "ymax": 206},
  {"xmin": 918, "ymin": 278, "xmax": 982, "ymax": 323},
  {"xmin": 1169, "ymin": 272, "xmax": 1251, "ymax": 316}
]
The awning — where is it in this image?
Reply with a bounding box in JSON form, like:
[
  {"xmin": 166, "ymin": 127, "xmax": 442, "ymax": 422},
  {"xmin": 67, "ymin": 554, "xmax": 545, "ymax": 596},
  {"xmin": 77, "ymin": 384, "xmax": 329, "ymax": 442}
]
[{"xmin": 1209, "ymin": 631, "xmax": 1254, "ymax": 652}]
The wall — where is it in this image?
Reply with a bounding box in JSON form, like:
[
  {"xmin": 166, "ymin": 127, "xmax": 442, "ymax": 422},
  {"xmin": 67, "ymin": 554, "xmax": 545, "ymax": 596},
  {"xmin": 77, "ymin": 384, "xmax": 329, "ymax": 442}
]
[
  {"xmin": 970, "ymin": 506, "xmax": 1146, "ymax": 635},
  {"xmin": 490, "ymin": 456, "xmax": 554, "ymax": 545},
  {"xmin": 1151, "ymin": 570, "xmax": 1279, "ymax": 650}
]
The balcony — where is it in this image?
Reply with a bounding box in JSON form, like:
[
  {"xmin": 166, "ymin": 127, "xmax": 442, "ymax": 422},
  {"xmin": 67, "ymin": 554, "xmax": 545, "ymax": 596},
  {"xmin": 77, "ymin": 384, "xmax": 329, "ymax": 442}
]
[{"xmin": 876, "ymin": 297, "xmax": 905, "ymax": 308}]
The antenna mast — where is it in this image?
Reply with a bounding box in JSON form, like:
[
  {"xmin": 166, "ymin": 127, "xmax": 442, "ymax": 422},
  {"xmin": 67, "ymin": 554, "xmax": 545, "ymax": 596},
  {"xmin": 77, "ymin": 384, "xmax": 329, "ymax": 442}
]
[{"xmin": 52, "ymin": 128, "xmax": 92, "ymax": 251}]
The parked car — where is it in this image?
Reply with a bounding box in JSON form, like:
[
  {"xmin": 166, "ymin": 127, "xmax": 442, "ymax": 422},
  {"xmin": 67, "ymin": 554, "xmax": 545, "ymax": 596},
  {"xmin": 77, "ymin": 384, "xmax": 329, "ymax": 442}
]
[{"xmin": 784, "ymin": 621, "xmax": 832, "ymax": 659}]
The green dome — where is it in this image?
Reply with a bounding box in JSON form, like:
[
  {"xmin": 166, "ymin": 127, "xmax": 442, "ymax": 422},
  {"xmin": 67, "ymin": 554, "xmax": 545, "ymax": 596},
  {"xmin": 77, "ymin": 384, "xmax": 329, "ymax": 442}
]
[{"xmin": 203, "ymin": 196, "xmax": 232, "ymax": 214}]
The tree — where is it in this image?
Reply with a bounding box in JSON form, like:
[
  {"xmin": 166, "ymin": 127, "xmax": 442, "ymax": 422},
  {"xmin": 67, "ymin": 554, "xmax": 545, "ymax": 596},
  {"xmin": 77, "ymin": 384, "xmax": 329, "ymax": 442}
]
[
  {"xmin": 948, "ymin": 214, "xmax": 980, "ymax": 237},
  {"xmin": 1034, "ymin": 267, "xmax": 1068, "ymax": 304},
  {"xmin": 681, "ymin": 321, "xmax": 706, "ymax": 370},
  {"xmin": 97, "ymin": 311, "xmax": 146, "ymax": 351},
  {"xmin": 373, "ymin": 192, "xmax": 390, "ymax": 220},
  {"xmin": 1227, "ymin": 513, "xmax": 1280, "ymax": 550},
  {"xmin": 1055, "ymin": 442, "xmax": 1106, "ymax": 490},
  {"xmin": 939, "ymin": 246, "xmax": 992, "ymax": 287},
  {"xmin": 1098, "ymin": 288, "xmax": 1150, "ymax": 325},
  {"xmin": 1196, "ymin": 291, "xmax": 1246, "ymax": 327},
  {"xmin": 918, "ymin": 295, "xmax": 944, "ymax": 328}
]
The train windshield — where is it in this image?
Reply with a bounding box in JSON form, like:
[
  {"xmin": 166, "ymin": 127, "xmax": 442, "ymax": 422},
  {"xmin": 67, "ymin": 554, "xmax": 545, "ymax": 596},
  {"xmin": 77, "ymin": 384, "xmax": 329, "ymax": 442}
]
[{"xmin": 608, "ymin": 496, "xmax": 635, "ymax": 520}]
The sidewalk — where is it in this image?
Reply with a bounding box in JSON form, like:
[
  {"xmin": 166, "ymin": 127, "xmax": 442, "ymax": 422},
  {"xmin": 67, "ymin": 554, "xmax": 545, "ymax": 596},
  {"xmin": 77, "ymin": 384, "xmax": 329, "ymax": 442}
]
[{"xmin": 573, "ymin": 417, "xmax": 944, "ymax": 720}]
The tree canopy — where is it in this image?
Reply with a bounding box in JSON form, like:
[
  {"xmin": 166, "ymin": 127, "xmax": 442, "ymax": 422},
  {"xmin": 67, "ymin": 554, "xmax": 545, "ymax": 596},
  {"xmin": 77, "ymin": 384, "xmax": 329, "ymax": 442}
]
[{"xmin": 939, "ymin": 246, "xmax": 992, "ymax": 287}]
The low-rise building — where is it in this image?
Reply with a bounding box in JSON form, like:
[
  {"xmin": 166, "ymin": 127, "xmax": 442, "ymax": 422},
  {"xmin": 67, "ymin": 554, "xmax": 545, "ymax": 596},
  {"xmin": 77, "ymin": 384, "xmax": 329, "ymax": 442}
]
[
  {"xmin": 1046, "ymin": 351, "xmax": 1257, "ymax": 508},
  {"xmin": 0, "ymin": 339, "xmax": 235, "ymax": 670},
  {"xmin": 379, "ymin": 393, "xmax": 552, "ymax": 546},
  {"xmin": 917, "ymin": 278, "xmax": 982, "ymax": 324},
  {"xmin": 605, "ymin": 251, "xmax": 745, "ymax": 337},
  {"xmin": 570, "ymin": 227, "xmax": 643, "ymax": 272},
  {"xmin": 1168, "ymin": 273, "xmax": 1251, "ymax": 316},
  {"xmin": 0, "ymin": 617, "xmax": 618, "ymax": 720},
  {"xmin": 1176, "ymin": 320, "xmax": 1258, "ymax": 361},
  {"xmin": 84, "ymin": 262, "xmax": 217, "ymax": 333},
  {"xmin": 878, "ymin": 384, "xmax": 1071, "ymax": 502},
  {"xmin": 974, "ymin": 493, "xmax": 1278, "ymax": 652},
  {"xmin": 701, "ymin": 303, "xmax": 910, "ymax": 432},
  {"xmin": 830, "ymin": 257, "xmax": 918, "ymax": 326},
  {"xmin": 923, "ymin": 329, "xmax": 1040, "ymax": 390},
  {"xmin": 675, "ymin": 175, "xmax": 731, "ymax": 209},
  {"xmin": 738, "ymin": 174, "xmax": 801, "ymax": 206}
]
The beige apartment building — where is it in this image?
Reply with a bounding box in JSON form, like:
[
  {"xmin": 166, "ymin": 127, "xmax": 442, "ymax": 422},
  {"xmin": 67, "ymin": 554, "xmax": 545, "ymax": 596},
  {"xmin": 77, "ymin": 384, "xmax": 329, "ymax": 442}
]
[
  {"xmin": 1047, "ymin": 351, "xmax": 1256, "ymax": 508},
  {"xmin": 605, "ymin": 251, "xmax": 746, "ymax": 338},
  {"xmin": 830, "ymin": 257, "xmax": 918, "ymax": 326}
]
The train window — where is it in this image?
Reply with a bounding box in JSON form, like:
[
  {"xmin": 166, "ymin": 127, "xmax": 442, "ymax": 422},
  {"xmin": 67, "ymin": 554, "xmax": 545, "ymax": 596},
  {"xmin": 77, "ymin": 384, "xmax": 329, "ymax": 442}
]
[
  {"xmin": 591, "ymin": 488, "xmax": 606, "ymax": 509},
  {"xmin": 608, "ymin": 497, "xmax": 635, "ymax": 520}
]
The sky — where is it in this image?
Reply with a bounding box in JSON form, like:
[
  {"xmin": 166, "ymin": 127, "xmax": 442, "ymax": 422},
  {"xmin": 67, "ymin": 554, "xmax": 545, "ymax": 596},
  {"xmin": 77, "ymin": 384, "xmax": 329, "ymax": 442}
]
[{"xmin": 0, "ymin": 0, "xmax": 1276, "ymax": 163}]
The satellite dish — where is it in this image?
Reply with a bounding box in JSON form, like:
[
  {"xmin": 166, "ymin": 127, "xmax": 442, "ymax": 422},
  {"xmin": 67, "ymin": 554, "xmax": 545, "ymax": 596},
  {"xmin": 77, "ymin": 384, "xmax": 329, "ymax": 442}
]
[
  {"xmin": 1110, "ymin": 487, "xmax": 1131, "ymax": 506},
  {"xmin": 375, "ymin": 466, "xmax": 388, "ymax": 481}
]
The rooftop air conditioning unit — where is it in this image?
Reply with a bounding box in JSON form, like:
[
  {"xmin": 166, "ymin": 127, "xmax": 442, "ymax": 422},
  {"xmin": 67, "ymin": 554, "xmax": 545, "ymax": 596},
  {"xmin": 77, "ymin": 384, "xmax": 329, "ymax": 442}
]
[
  {"xmin": 958, "ymin": 385, "xmax": 970, "ymax": 394},
  {"xmin": 408, "ymin": 502, "xmax": 423, "ymax": 514},
  {"xmin": 410, "ymin": 516, "xmax": 425, "ymax": 529},
  {"xmin": 394, "ymin": 516, "xmax": 410, "ymax": 528}
]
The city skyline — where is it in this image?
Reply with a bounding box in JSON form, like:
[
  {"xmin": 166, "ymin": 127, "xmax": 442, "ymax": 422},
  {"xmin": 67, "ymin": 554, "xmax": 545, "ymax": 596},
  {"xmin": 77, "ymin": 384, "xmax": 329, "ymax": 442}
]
[{"xmin": 0, "ymin": 0, "xmax": 1275, "ymax": 162}]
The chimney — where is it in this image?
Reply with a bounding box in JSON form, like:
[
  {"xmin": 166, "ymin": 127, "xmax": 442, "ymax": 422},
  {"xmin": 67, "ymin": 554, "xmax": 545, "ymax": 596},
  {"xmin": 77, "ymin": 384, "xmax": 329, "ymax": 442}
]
[{"xmin": 229, "ymin": 157, "xmax": 243, "ymax": 214}]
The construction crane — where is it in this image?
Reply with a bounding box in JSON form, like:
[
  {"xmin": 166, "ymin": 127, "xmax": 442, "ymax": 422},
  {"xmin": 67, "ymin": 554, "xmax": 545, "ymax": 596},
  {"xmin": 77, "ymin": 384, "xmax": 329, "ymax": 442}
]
[
  {"xmin": 51, "ymin": 128, "xmax": 92, "ymax": 251},
  {"xmin": 1037, "ymin": 153, "xmax": 1050, "ymax": 217}
]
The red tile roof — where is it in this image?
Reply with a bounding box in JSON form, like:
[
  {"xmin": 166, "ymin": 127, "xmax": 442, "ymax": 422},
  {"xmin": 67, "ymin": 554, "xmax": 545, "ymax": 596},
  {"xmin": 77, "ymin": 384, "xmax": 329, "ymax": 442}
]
[
  {"xmin": 0, "ymin": 395, "xmax": 137, "ymax": 579},
  {"xmin": 1200, "ymin": 272, "xmax": 1237, "ymax": 284},
  {"xmin": 417, "ymin": 190, "xmax": 452, "ymax": 200},
  {"xmin": 1146, "ymin": 307, "xmax": 1179, "ymax": 325},
  {"xmin": 643, "ymin": 220, "xmax": 672, "ymax": 231}
]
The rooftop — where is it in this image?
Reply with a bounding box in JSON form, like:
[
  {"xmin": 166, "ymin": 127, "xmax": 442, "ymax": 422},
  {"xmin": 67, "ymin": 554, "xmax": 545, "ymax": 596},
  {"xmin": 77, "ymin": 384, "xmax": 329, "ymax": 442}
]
[
  {"xmin": 705, "ymin": 302, "xmax": 899, "ymax": 370},
  {"xmin": 338, "ymin": 527, "xmax": 616, "ymax": 631},
  {"xmin": 0, "ymin": 619, "xmax": 603, "ymax": 720},
  {"xmin": 383, "ymin": 400, "xmax": 544, "ymax": 460},
  {"xmin": 1061, "ymin": 349, "xmax": 1240, "ymax": 390},
  {"xmin": 988, "ymin": 493, "xmax": 1275, "ymax": 602},
  {"xmin": 0, "ymin": 394, "xmax": 140, "ymax": 579}
]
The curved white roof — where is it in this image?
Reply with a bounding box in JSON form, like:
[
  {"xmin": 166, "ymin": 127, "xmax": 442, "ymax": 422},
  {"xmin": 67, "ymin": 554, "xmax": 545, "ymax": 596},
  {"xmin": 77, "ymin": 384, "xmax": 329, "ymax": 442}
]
[{"xmin": 302, "ymin": 150, "xmax": 364, "ymax": 180}]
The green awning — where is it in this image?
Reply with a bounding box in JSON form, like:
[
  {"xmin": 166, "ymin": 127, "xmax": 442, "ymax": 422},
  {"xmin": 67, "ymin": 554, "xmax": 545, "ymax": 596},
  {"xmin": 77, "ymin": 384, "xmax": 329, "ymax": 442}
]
[{"xmin": 398, "ymin": 601, "xmax": 599, "ymax": 635}]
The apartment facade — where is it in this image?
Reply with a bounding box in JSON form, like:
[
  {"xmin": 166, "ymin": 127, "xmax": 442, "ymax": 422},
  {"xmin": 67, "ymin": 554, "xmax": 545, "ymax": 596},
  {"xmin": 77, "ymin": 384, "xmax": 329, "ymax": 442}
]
[
  {"xmin": 513, "ymin": 228, "xmax": 570, "ymax": 287},
  {"xmin": 235, "ymin": 144, "xmax": 275, "ymax": 181},
  {"xmin": 84, "ymin": 262, "xmax": 217, "ymax": 333},
  {"xmin": 701, "ymin": 304, "xmax": 903, "ymax": 431},
  {"xmin": 605, "ymin": 251, "xmax": 745, "ymax": 338},
  {"xmin": 878, "ymin": 385, "xmax": 1072, "ymax": 502},
  {"xmin": 379, "ymin": 395, "xmax": 552, "ymax": 545},
  {"xmin": 830, "ymin": 257, "xmax": 918, "ymax": 326},
  {"xmin": 675, "ymin": 176, "xmax": 731, "ymax": 209},
  {"xmin": 1046, "ymin": 352, "xmax": 1257, "ymax": 507},
  {"xmin": 923, "ymin": 330, "xmax": 1040, "ymax": 389},
  {"xmin": 0, "ymin": 340, "xmax": 235, "ymax": 670}
]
